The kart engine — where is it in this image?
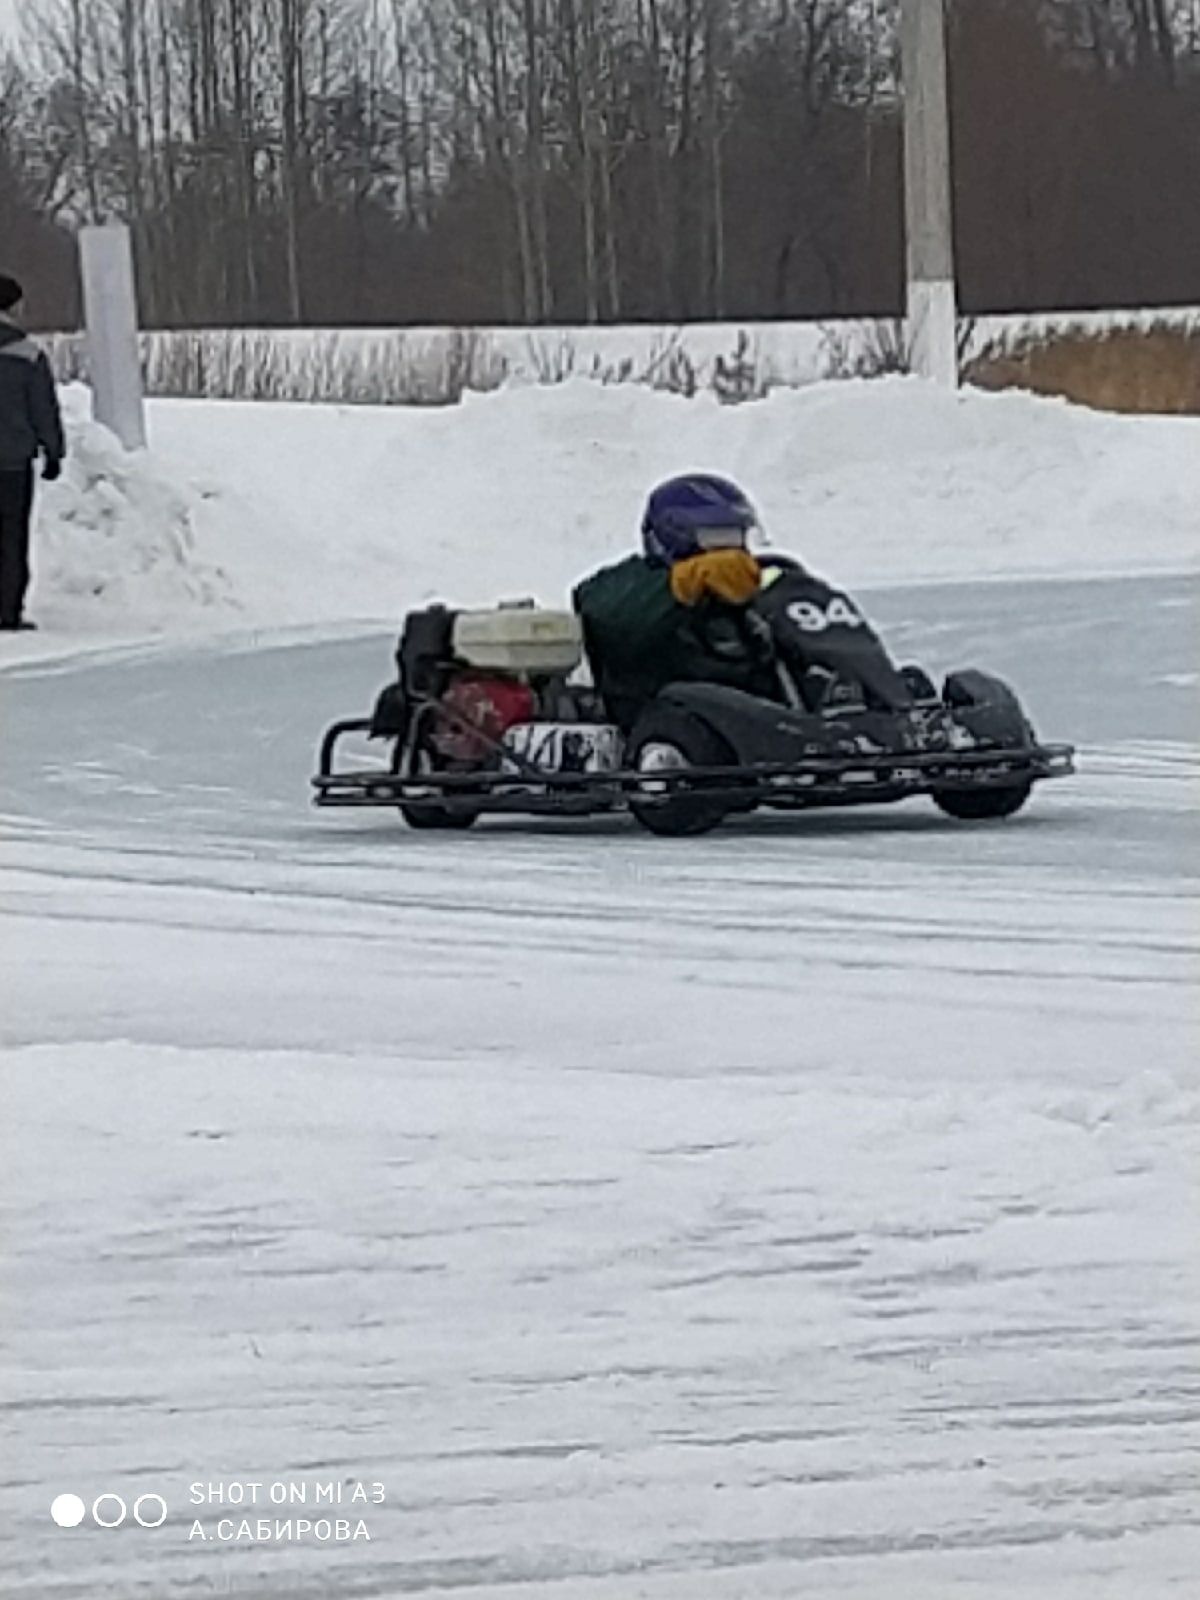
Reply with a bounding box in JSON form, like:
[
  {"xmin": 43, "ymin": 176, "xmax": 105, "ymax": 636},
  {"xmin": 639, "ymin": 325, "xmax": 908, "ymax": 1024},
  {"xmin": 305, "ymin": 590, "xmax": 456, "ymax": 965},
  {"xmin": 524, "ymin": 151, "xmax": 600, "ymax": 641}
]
[
  {"xmin": 396, "ymin": 601, "xmax": 613, "ymax": 770},
  {"xmin": 431, "ymin": 674, "xmax": 537, "ymax": 762}
]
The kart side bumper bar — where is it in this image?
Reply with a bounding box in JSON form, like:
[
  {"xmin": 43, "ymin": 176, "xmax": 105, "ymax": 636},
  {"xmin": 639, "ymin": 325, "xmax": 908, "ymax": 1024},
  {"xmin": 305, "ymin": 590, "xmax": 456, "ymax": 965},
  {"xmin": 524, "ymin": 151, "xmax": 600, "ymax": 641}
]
[{"xmin": 312, "ymin": 720, "xmax": 1075, "ymax": 814}]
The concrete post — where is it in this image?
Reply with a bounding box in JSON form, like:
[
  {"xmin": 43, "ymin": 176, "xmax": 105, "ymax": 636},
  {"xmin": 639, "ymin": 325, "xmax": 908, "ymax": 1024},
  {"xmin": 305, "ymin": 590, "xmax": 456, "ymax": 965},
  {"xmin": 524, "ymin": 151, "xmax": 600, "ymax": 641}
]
[
  {"xmin": 79, "ymin": 224, "xmax": 147, "ymax": 449},
  {"xmin": 901, "ymin": 0, "xmax": 959, "ymax": 387}
]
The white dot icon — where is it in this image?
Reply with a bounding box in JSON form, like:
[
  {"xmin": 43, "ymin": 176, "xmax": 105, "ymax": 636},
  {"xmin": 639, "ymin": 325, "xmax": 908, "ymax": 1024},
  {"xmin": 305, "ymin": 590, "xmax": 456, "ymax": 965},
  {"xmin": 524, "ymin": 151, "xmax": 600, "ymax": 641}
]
[
  {"xmin": 51, "ymin": 1494, "xmax": 86, "ymax": 1529},
  {"xmin": 134, "ymin": 1493, "xmax": 168, "ymax": 1528},
  {"xmin": 92, "ymin": 1494, "xmax": 127, "ymax": 1528}
]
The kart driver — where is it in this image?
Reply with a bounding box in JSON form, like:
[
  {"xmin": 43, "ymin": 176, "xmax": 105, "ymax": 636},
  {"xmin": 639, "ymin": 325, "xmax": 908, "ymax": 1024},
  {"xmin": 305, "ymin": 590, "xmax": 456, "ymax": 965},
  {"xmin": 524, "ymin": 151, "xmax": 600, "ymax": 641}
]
[{"xmin": 573, "ymin": 474, "xmax": 777, "ymax": 729}]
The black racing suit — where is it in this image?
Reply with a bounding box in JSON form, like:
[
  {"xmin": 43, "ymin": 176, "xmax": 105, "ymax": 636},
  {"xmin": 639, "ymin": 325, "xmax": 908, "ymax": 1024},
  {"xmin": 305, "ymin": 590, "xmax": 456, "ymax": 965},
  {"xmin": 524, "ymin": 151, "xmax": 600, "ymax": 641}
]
[{"xmin": 573, "ymin": 554, "xmax": 775, "ymax": 730}]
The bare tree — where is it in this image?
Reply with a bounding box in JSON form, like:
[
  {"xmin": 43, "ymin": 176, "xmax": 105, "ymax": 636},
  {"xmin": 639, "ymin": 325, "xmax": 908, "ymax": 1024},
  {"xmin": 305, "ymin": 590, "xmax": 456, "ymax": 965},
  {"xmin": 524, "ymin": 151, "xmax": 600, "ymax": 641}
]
[{"xmin": 4, "ymin": 0, "xmax": 1199, "ymax": 328}]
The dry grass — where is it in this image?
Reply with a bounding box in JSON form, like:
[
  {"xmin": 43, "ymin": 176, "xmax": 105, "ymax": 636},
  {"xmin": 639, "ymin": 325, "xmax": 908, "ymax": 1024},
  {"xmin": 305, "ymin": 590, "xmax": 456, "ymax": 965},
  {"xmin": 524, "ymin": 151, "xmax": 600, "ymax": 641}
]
[
  {"xmin": 967, "ymin": 326, "xmax": 1200, "ymax": 415},
  {"xmin": 42, "ymin": 318, "xmax": 1200, "ymax": 415}
]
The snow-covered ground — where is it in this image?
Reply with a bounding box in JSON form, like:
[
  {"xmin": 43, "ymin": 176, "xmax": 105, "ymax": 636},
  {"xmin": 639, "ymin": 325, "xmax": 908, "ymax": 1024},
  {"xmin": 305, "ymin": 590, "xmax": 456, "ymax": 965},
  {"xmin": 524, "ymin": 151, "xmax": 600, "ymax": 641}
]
[
  {"xmin": 1, "ymin": 383, "xmax": 1198, "ymax": 1598},
  {"xmin": 11, "ymin": 378, "xmax": 1200, "ymax": 658}
]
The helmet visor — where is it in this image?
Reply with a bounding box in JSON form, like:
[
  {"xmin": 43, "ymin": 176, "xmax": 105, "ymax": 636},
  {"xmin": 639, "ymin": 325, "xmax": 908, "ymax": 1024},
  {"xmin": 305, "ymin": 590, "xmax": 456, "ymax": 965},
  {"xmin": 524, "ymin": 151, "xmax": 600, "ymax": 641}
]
[{"xmin": 695, "ymin": 524, "xmax": 756, "ymax": 553}]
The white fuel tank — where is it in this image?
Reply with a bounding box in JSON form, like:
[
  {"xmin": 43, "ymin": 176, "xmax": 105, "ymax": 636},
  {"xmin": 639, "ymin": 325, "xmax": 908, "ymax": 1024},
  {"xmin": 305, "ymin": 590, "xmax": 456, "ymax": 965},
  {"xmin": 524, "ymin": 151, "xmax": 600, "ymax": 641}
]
[{"xmin": 452, "ymin": 602, "xmax": 583, "ymax": 676}]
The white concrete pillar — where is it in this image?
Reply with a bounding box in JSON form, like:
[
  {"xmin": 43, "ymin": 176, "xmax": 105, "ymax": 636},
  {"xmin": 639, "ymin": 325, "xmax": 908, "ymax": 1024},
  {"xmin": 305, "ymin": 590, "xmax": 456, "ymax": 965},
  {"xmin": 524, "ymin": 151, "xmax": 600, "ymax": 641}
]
[
  {"xmin": 901, "ymin": 0, "xmax": 959, "ymax": 387},
  {"xmin": 79, "ymin": 224, "xmax": 147, "ymax": 449}
]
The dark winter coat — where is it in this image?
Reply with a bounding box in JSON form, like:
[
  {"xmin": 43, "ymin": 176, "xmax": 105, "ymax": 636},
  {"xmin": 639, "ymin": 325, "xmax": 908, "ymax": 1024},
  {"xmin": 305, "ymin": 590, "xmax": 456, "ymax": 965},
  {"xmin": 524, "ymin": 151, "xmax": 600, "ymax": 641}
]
[
  {"xmin": 573, "ymin": 554, "xmax": 775, "ymax": 729},
  {"xmin": 0, "ymin": 318, "xmax": 65, "ymax": 470}
]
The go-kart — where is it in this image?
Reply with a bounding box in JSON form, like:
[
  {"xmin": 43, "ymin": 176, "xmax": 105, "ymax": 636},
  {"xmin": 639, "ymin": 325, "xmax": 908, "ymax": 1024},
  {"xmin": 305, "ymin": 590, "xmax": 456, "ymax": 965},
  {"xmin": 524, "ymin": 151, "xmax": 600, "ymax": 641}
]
[{"xmin": 312, "ymin": 560, "xmax": 1074, "ymax": 837}]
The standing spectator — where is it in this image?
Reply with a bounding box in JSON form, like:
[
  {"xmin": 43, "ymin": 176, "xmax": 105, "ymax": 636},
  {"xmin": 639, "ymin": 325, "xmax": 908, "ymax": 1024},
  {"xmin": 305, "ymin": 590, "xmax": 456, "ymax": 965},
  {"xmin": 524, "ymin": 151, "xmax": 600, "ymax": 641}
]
[{"xmin": 0, "ymin": 275, "xmax": 65, "ymax": 632}]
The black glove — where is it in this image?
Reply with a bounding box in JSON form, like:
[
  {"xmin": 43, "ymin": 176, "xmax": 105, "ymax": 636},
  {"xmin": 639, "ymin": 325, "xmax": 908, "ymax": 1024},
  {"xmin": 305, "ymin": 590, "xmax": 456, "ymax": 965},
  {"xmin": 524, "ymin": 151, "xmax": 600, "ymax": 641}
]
[{"xmin": 42, "ymin": 458, "xmax": 62, "ymax": 482}]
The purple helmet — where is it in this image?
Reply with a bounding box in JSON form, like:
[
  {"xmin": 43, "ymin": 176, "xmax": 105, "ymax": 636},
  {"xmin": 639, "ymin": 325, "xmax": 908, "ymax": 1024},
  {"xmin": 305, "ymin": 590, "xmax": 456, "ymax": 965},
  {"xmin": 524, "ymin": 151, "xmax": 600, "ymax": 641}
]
[{"xmin": 641, "ymin": 474, "xmax": 759, "ymax": 567}]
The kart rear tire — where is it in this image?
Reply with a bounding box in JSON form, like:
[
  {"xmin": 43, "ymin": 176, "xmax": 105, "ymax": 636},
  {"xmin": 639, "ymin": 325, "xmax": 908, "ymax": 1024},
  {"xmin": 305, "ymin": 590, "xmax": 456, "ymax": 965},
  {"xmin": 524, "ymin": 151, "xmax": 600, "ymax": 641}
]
[
  {"xmin": 401, "ymin": 802, "xmax": 479, "ymax": 831},
  {"xmin": 628, "ymin": 708, "xmax": 739, "ymax": 838},
  {"xmin": 933, "ymin": 782, "xmax": 1032, "ymax": 821},
  {"xmin": 395, "ymin": 741, "xmax": 480, "ymax": 831}
]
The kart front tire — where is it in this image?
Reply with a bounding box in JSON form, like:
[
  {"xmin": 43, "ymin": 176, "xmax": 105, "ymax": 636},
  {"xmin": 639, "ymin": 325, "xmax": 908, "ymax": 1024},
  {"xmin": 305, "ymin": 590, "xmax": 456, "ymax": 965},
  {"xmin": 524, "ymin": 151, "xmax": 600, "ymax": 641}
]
[
  {"xmin": 628, "ymin": 707, "xmax": 738, "ymax": 838},
  {"xmin": 933, "ymin": 782, "xmax": 1032, "ymax": 821}
]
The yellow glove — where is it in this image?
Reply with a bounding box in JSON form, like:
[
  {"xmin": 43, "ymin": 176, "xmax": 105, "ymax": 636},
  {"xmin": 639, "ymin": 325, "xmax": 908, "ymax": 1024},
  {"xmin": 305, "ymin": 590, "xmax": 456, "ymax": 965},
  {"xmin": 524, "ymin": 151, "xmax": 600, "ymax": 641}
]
[{"xmin": 670, "ymin": 549, "xmax": 762, "ymax": 608}]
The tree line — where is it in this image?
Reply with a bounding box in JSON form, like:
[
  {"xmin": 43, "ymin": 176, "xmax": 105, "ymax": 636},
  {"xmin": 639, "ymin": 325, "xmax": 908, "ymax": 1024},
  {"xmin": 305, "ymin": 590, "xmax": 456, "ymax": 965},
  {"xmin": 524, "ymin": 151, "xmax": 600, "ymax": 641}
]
[{"xmin": 1, "ymin": 0, "xmax": 1198, "ymax": 331}]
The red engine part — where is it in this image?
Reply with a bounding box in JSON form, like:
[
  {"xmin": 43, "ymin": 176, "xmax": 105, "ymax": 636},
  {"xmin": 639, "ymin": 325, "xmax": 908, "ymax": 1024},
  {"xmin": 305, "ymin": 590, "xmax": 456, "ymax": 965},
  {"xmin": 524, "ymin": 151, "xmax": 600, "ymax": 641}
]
[{"xmin": 431, "ymin": 673, "xmax": 537, "ymax": 763}]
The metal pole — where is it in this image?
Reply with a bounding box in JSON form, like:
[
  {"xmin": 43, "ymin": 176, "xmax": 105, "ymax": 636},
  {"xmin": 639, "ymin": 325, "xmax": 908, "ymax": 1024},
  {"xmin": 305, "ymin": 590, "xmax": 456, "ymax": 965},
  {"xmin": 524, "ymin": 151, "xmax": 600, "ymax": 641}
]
[
  {"xmin": 901, "ymin": 0, "xmax": 958, "ymax": 387},
  {"xmin": 79, "ymin": 224, "xmax": 147, "ymax": 449}
]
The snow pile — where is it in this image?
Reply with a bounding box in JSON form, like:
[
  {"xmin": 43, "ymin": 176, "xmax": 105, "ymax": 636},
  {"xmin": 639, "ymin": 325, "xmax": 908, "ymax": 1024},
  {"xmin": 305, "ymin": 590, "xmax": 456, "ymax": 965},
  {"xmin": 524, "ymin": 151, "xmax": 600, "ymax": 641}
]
[
  {"xmin": 16, "ymin": 376, "xmax": 1200, "ymax": 656},
  {"xmin": 736, "ymin": 379, "xmax": 1200, "ymax": 582},
  {"xmin": 28, "ymin": 386, "xmax": 231, "ymax": 636}
]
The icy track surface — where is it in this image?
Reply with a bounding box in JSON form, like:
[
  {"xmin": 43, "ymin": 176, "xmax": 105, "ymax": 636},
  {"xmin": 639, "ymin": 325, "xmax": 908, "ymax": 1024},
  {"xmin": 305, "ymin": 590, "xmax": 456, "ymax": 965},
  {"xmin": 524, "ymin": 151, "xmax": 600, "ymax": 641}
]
[{"xmin": 1, "ymin": 574, "xmax": 1198, "ymax": 1599}]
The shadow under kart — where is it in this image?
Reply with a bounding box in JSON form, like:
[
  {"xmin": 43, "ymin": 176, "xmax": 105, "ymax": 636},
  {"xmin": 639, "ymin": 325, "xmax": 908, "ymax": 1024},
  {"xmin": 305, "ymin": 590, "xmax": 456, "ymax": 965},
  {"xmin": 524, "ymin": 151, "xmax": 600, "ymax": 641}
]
[{"xmin": 313, "ymin": 564, "xmax": 1075, "ymax": 839}]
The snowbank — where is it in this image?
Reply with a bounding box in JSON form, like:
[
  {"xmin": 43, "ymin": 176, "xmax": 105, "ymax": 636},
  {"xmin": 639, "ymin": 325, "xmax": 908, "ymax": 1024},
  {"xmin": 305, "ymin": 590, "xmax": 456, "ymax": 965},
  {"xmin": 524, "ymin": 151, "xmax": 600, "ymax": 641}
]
[
  {"xmin": 20, "ymin": 386, "xmax": 230, "ymax": 646},
  {"xmin": 12, "ymin": 376, "xmax": 1200, "ymax": 661}
]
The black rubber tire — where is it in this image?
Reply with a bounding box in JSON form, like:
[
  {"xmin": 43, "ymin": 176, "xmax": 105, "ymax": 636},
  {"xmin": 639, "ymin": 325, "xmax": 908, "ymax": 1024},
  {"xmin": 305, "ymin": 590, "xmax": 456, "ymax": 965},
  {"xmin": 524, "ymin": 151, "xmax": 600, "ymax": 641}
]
[
  {"xmin": 628, "ymin": 706, "xmax": 740, "ymax": 838},
  {"xmin": 400, "ymin": 801, "xmax": 479, "ymax": 831},
  {"xmin": 933, "ymin": 782, "xmax": 1033, "ymax": 821},
  {"xmin": 394, "ymin": 740, "xmax": 480, "ymax": 831}
]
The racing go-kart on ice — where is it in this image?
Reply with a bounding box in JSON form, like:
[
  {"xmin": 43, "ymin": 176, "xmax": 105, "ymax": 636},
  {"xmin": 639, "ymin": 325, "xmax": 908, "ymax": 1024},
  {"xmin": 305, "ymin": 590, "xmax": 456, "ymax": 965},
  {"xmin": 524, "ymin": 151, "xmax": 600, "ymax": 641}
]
[{"xmin": 313, "ymin": 556, "xmax": 1074, "ymax": 838}]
